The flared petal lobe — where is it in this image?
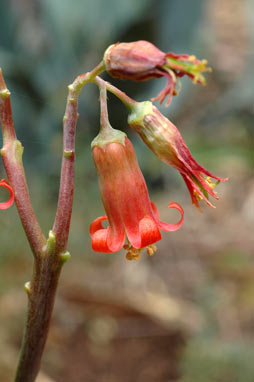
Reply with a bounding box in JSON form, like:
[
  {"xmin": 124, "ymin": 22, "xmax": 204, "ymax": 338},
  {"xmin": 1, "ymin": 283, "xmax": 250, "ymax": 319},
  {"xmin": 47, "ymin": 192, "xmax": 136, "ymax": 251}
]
[
  {"xmin": 90, "ymin": 216, "xmax": 125, "ymax": 253},
  {"xmin": 151, "ymin": 201, "xmax": 184, "ymax": 232},
  {"xmin": 138, "ymin": 216, "xmax": 162, "ymax": 249},
  {"xmin": 0, "ymin": 179, "xmax": 14, "ymax": 210}
]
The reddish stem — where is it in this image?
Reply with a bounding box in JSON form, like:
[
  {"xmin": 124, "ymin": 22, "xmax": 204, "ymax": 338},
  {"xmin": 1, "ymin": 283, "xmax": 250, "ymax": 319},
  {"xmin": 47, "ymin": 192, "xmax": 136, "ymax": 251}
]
[
  {"xmin": 52, "ymin": 90, "xmax": 77, "ymax": 254},
  {"xmin": 0, "ymin": 69, "xmax": 46, "ymax": 256},
  {"xmin": 53, "ymin": 61, "xmax": 105, "ymax": 253}
]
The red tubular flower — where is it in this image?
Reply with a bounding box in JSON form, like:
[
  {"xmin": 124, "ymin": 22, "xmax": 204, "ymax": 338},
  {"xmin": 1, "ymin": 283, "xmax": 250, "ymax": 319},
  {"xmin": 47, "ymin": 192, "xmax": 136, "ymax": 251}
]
[
  {"xmin": 90, "ymin": 136, "xmax": 184, "ymax": 258},
  {"xmin": 128, "ymin": 101, "xmax": 228, "ymax": 210},
  {"xmin": 0, "ymin": 178, "xmax": 14, "ymax": 209},
  {"xmin": 103, "ymin": 40, "xmax": 211, "ymax": 106}
]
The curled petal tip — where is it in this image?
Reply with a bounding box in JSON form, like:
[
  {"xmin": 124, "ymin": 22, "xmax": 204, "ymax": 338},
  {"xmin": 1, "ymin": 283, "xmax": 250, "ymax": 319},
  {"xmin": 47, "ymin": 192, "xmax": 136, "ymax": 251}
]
[
  {"xmin": 89, "ymin": 215, "xmax": 108, "ymax": 235},
  {"xmin": 91, "ymin": 227, "xmax": 112, "ymax": 253},
  {"xmin": 0, "ymin": 179, "xmax": 14, "ymax": 210},
  {"xmin": 90, "ymin": 215, "xmax": 125, "ymax": 253},
  {"xmin": 154, "ymin": 201, "xmax": 184, "ymax": 232},
  {"xmin": 89, "ymin": 216, "xmax": 111, "ymax": 252},
  {"xmin": 168, "ymin": 202, "xmax": 184, "ymax": 229}
]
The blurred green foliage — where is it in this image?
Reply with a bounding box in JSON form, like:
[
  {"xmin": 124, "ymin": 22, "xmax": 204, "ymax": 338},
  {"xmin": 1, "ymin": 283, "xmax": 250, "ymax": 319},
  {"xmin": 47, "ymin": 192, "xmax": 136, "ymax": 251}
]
[{"xmin": 182, "ymin": 340, "xmax": 254, "ymax": 382}]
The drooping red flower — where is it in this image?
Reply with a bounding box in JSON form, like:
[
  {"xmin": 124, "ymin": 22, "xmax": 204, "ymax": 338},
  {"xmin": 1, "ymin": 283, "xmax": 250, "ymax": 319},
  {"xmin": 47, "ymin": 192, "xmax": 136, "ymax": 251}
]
[
  {"xmin": 90, "ymin": 136, "xmax": 184, "ymax": 259},
  {"xmin": 103, "ymin": 40, "xmax": 211, "ymax": 106},
  {"xmin": 0, "ymin": 178, "xmax": 14, "ymax": 209},
  {"xmin": 128, "ymin": 101, "xmax": 228, "ymax": 210}
]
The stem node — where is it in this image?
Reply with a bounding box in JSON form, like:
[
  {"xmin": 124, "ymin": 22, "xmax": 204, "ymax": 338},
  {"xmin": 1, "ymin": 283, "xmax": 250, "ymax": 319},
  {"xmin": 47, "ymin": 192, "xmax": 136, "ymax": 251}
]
[
  {"xmin": 60, "ymin": 251, "xmax": 71, "ymax": 264},
  {"xmin": 24, "ymin": 281, "xmax": 32, "ymax": 295},
  {"xmin": 63, "ymin": 150, "xmax": 74, "ymax": 158},
  {"xmin": 0, "ymin": 88, "xmax": 11, "ymax": 99}
]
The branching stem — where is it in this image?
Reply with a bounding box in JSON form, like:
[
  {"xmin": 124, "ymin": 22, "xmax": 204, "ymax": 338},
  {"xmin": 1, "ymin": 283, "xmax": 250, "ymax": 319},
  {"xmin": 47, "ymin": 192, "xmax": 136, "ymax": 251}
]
[
  {"xmin": 0, "ymin": 62, "xmax": 105, "ymax": 382},
  {"xmin": 0, "ymin": 61, "xmax": 135, "ymax": 382}
]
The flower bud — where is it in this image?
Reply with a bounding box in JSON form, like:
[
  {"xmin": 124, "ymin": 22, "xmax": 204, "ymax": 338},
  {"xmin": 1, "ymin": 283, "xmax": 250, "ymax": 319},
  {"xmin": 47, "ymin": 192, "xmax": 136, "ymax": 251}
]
[
  {"xmin": 128, "ymin": 101, "xmax": 228, "ymax": 209},
  {"xmin": 104, "ymin": 41, "xmax": 166, "ymax": 81},
  {"xmin": 104, "ymin": 40, "xmax": 211, "ymax": 106}
]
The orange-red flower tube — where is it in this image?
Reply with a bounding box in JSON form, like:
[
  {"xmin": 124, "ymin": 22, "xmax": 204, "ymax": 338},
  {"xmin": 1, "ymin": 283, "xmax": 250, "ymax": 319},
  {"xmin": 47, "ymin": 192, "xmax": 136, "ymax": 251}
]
[{"xmin": 90, "ymin": 135, "xmax": 184, "ymax": 258}]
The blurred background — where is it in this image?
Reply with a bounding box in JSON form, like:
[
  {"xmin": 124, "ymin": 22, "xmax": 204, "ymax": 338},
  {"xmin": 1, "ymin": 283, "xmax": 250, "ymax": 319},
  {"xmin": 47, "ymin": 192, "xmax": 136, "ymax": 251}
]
[{"xmin": 0, "ymin": 0, "xmax": 253, "ymax": 381}]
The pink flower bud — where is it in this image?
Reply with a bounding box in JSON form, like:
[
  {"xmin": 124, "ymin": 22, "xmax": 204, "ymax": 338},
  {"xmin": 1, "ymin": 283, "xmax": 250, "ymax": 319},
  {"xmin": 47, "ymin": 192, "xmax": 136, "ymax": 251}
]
[
  {"xmin": 104, "ymin": 41, "xmax": 166, "ymax": 81},
  {"xmin": 104, "ymin": 40, "xmax": 211, "ymax": 106}
]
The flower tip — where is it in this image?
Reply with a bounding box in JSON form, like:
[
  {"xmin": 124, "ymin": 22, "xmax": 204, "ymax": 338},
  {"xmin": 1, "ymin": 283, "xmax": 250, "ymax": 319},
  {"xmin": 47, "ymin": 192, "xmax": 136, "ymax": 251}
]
[
  {"xmin": 193, "ymin": 196, "xmax": 217, "ymax": 211},
  {"xmin": 195, "ymin": 204, "xmax": 203, "ymax": 213},
  {"xmin": 204, "ymin": 200, "xmax": 216, "ymax": 209}
]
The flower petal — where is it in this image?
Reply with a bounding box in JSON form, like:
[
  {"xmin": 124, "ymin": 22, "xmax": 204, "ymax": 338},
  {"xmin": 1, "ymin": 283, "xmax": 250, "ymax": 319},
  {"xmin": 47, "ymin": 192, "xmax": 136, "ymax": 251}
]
[
  {"xmin": 91, "ymin": 227, "xmax": 112, "ymax": 253},
  {"xmin": 139, "ymin": 215, "xmax": 162, "ymax": 248},
  {"xmin": 151, "ymin": 70, "xmax": 175, "ymax": 106},
  {"xmin": 107, "ymin": 225, "xmax": 125, "ymax": 253},
  {"xmin": 150, "ymin": 201, "xmax": 160, "ymax": 220},
  {"xmin": 90, "ymin": 216, "xmax": 112, "ymax": 252},
  {"xmin": 0, "ymin": 179, "xmax": 14, "ymax": 210},
  {"xmin": 89, "ymin": 216, "xmax": 125, "ymax": 253},
  {"xmin": 181, "ymin": 173, "xmax": 215, "ymax": 209},
  {"xmin": 152, "ymin": 201, "xmax": 184, "ymax": 232},
  {"xmin": 89, "ymin": 216, "xmax": 108, "ymax": 235}
]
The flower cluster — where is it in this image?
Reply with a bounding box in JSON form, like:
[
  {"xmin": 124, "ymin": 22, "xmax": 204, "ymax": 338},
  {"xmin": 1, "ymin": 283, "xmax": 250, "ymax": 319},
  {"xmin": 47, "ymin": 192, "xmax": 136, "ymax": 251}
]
[{"xmin": 90, "ymin": 41, "xmax": 227, "ymax": 259}]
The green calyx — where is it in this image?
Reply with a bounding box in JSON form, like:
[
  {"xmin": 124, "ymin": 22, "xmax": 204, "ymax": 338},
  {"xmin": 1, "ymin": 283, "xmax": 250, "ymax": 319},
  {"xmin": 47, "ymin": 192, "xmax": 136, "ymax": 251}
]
[
  {"xmin": 127, "ymin": 101, "xmax": 154, "ymax": 126},
  {"xmin": 91, "ymin": 124, "xmax": 126, "ymax": 149},
  {"xmin": 103, "ymin": 44, "xmax": 114, "ymax": 71}
]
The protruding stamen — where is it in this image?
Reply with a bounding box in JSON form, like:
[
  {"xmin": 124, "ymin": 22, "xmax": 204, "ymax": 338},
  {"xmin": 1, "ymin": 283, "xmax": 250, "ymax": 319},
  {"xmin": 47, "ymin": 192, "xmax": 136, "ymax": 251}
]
[
  {"xmin": 146, "ymin": 244, "xmax": 157, "ymax": 256},
  {"xmin": 205, "ymin": 176, "xmax": 219, "ymax": 193},
  {"xmin": 124, "ymin": 241, "xmax": 158, "ymax": 260},
  {"xmin": 193, "ymin": 190, "xmax": 203, "ymax": 201},
  {"xmin": 126, "ymin": 251, "xmax": 140, "ymax": 260}
]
